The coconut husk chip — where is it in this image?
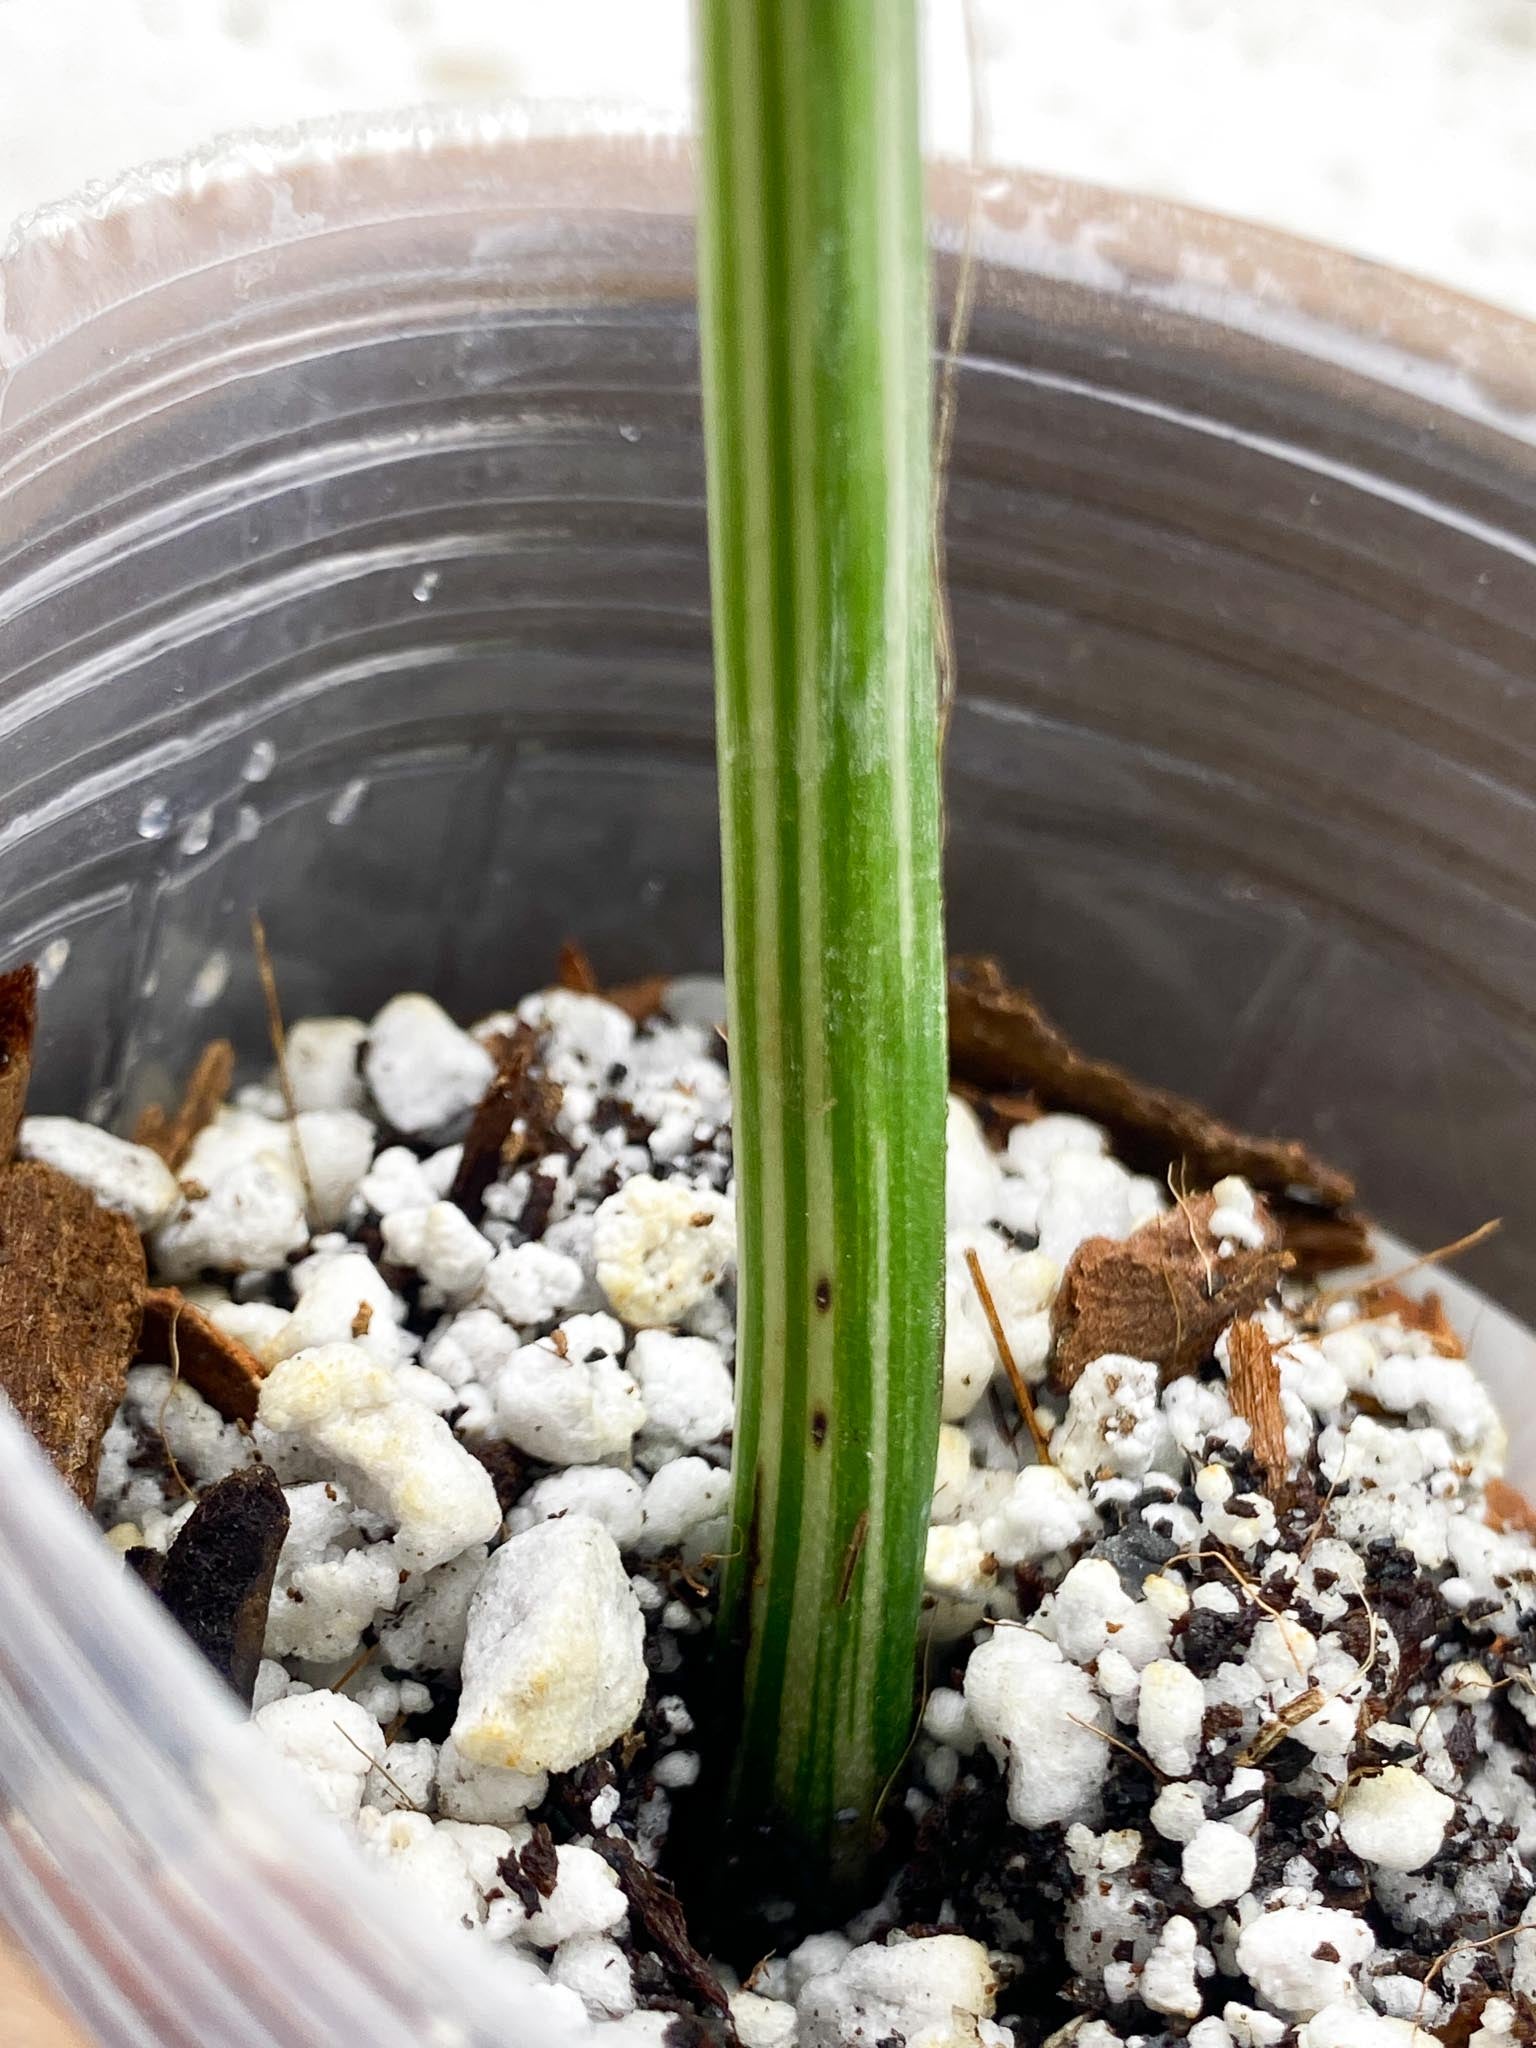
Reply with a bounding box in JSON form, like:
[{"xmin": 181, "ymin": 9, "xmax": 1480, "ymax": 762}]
[
  {"xmin": 0, "ymin": 963, "xmax": 38, "ymax": 1163},
  {"xmin": 0, "ymin": 1161, "xmax": 146, "ymax": 1503},
  {"xmin": 136, "ymin": 1286, "xmax": 267, "ymax": 1427},
  {"xmin": 132, "ymin": 1038, "xmax": 235, "ymax": 1171},
  {"xmin": 1051, "ymin": 1191, "xmax": 1286, "ymax": 1390},
  {"xmin": 0, "ymin": 973, "xmax": 148, "ymax": 1501},
  {"xmin": 1271, "ymin": 1203, "xmax": 1372, "ymax": 1281},
  {"xmin": 949, "ymin": 956, "xmax": 1359, "ymax": 1229},
  {"xmin": 1226, "ymin": 1316, "xmax": 1288, "ymax": 1491}
]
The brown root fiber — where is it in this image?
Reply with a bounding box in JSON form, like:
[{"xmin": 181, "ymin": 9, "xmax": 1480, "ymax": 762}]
[
  {"xmin": 155, "ymin": 1464, "xmax": 289, "ymax": 1704},
  {"xmin": 1226, "ymin": 1317, "xmax": 1287, "ymax": 1491},
  {"xmin": 0, "ymin": 1160, "xmax": 145, "ymax": 1502},
  {"xmin": 137, "ymin": 1287, "xmax": 267, "ymax": 1426},
  {"xmin": 1051, "ymin": 1192, "xmax": 1284, "ymax": 1389}
]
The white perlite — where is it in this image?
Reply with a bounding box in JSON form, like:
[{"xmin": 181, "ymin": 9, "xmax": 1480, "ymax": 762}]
[
  {"xmin": 1140, "ymin": 1914, "xmax": 1204, "ymax": 2019},
  {"xmin": 1181, "ymin": 1821, "xmax": 1257, "ymax": 1908},
  {"xmin": 364, "ymin": 992, "xmax": 494, "ymax": 1137},
  {"xmin": 261, "ymin": 1250, "xmax": 405, "ymax": 1368},
  {"xmin": 1138, "ymin": 1660, "xmax": 1207, "ymax": 1779},
  {"xmin": 798, "ymin": 1935, "xmax": 999, "ymax": 2048},
  {"xmin": 17, "ymin": 1116, "xmax": 181, "ymax": 1231},
  {"xmin": 592, "ymin": 1173, "xmax": 735, "ymax": 1328},
  {"xmin": 481, "ymin": 1241, "xmax": 586, "ymax": 1327},
  {"xmin": 282, "ymin": 1016, "xmax": 368, "ymax": 1113},
  {"xmin": 729, "ymin": 1991, "xmax": 798, "ymax": 2048},
  {"xmin": 964, "ymin": 1626, "xmax": 1108, "ymax": 1828},
  {"xmin": 627, "ymin": 1329, "xmax": 734, "ymax": 1450},
  {"xmin": 453, "ymin": 1516, "xmax": 647, "ymax": 1775},
  {"xmin": 255, "ymin": 1692, "xmax": 383, "ymax": 1821},
  {"xmin": 493, "ymin": 1313, "xmax": 645, "ymax": 1465},
  {"xmin": 258, "ymin": 1343, "xmax": 500, "ymax": 1571},
  {"xmin": 1235, "ymin": 1906, "xmax": 1375, "ymax": 2017},
  {"xmin": 152, "ymin": 1109, "xmax": 310, "ymax": 1277},
  {"xmin": 1297, "ymin": 2005, "xmax": 1426, "ymax": 2048},
  {"xmin": 1052, "ymin": 1354, "xmax": 1165, "ymax": 1484},
  {"xmin": 1337, "ymin": 1765, "xmax": 1456, "ymax": 1872},
  {"xmin": 979, "ymin": 1464, "xmax": 1096, "ymax": 1567},
  {"xmin": 554, "ymin": 1936, "xmax": 638, "ymax": 2020},
  {"xmin": 381, "ymin": 1200, "xmax": 493, "ymax": 1298},
  {"xmin": 436, "ymin": 1736, "xmax": 547, "ymax": 1827}
]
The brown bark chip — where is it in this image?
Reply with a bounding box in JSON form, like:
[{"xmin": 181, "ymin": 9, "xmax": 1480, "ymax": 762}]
[
  {"xmin": 556, "ymin": 940, "xmax": 602, "ymax": 995},
  {"xmin": 1227, "ymin": 1317, "xmax": 1288, "ymax": 1490},
  {"xmin": 1485, "ymin": 1476, "xmax": 1536, "ymax": 1538},
  {"xmin": 0, "ymin": 963, "xmax": 37, "ymax": 1162},
  {"xmin": 602, "ymin": 975, "xmax": 671, "ymax": 1025},
  {"xmin": 155, "ymin": 1465, "xmax": 289, "ymax": 1705},
  {"xmin": 1051, "ymin": 1192, "xmax": 1285, "ymax": 1389},
  {"xmin": 948, "ymin": 956, "xmax": 1356, "ymax": 1209},
  {"xmin": 137, "ymin": 1286, "xmax": 266, "ymax": 1426},
  {"xmin": 1359, "ymin": 1282, "xmax": 1464, "ymax": 1357},
  {"xmin": 555, "ymin": 940, "xmax": 670, "ymax": 1025},
  {"xmin": 499, "ymin": 1820, "xmax": 561, "ymax": 1915},
  {"xmin": 1271, "ymin": 1202, "xmax": 1373, "ymax": 1280},
  {"xmin": 0, "ymin": 1160, "xmax": 146, "ymax": 1502},
  {"xmin": 133, "ymin": 1039, "xmax": 234, "ymax": 1170},
  {"xmin": 450, "ymin": 1023, "xmax": 562, "ymax": 1223},
  {"xmin": 951, "ymin": 1078, "xmax": 1042, "ymax": 1138},
  {"xmin": 591, "ymin": 1834, "xmax": 736, "ymax": 2030}
]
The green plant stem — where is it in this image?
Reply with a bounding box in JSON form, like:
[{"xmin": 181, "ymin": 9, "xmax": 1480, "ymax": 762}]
[{"xmin": 696, "ymin": 0, "xmax": 946, "ymax": 1890}]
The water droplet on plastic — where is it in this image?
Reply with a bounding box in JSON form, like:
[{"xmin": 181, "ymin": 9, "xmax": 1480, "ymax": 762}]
[
  {"xmin": 618, "ymin": 424, "xmax": 641, "ymax": 444},
  {"xmin": 36, "ymin": 938, "xmax": 70, "ymax": 989},
  {"xmin": 189, "ymin": 949, "xmax": 230, "ymax": 1009},
  {"xmin": 328, "ymin": 778, "xmax": 368, "ymax": 827},
  {"xmin": 179, "ymin": 807, "xmax": 214, "ymax": 856},
  {"xmin": 242, "ymin": 739, "xmax": 276, "ymax": 783},
  {"xmin": 136, "ymin": 796, "xmax": 173, "ymax": 840},
  {"xmin": 412, "ymin": 570, "xmax": 441, "ymax": 604},
  {"xmin": 236, "ymin": 803, "xmax": 262, "ymax": 844}
]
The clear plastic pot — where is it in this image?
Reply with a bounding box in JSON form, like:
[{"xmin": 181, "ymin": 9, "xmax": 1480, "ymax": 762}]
[{"xmin": 3, "ymin": 110, "xmax": 1536, "ymax": 2044}]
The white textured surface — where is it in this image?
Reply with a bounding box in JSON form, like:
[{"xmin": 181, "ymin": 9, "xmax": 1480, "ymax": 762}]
[{"xmin": 3, "ymin": 0, "xmax": 1536, "ymax": 316}]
